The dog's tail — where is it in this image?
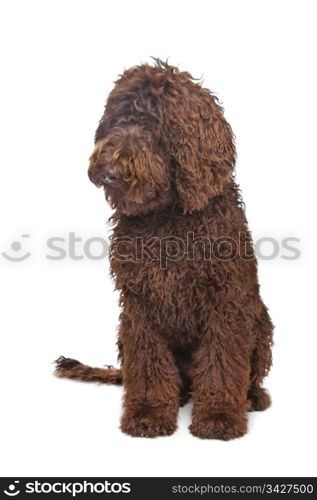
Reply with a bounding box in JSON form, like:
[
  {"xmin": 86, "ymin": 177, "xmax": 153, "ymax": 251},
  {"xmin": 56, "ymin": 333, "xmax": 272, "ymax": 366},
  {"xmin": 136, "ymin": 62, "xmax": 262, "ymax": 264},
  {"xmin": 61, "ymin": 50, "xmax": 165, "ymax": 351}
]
[{"xmin": 54, "ymin": 356, "xmax": 122, "ymax": 385}]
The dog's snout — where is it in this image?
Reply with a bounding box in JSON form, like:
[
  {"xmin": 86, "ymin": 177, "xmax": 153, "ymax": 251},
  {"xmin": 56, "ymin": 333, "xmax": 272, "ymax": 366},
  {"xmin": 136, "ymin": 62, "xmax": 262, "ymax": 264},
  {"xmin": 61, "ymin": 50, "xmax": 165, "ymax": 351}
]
[{"xmin": 99, "ymin": 165, "xmax": 119, "ymax": 185}]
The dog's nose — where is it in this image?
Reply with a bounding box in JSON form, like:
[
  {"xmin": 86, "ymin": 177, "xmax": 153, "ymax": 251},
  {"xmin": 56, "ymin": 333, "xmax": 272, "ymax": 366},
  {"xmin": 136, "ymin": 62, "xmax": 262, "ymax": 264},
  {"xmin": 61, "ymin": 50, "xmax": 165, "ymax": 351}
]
[{"xmin": 99, "ymin": 165, "xmax": 119, "ymax": 185}]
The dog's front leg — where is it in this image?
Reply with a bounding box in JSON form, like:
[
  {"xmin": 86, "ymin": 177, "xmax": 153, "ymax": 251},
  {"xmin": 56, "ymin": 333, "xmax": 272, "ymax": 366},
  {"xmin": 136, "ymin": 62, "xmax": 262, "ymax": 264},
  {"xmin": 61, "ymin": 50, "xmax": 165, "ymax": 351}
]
[
  {"xmin": 119, "ymin": 305, "xmax": 181, "ymax": 437},
  {"xmin": 190, "ymin": 312, "xmax": 251, "ymax": 440}
]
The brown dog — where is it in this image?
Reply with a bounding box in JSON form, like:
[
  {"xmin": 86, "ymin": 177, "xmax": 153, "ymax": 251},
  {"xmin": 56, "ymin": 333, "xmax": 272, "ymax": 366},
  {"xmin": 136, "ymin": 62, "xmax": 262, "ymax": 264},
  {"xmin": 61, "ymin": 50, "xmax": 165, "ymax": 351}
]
[{"xmin": 55, "ymin": 59, "xmax": 273, "ymax": 440}]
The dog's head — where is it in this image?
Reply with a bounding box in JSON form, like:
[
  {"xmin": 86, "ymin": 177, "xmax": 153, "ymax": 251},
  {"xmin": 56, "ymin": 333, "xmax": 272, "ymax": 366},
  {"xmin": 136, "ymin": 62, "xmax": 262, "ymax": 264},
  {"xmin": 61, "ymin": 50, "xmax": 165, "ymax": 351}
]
[{"xmin": 88, "ymin": 59, "xmax": 236, "ymax": 215}]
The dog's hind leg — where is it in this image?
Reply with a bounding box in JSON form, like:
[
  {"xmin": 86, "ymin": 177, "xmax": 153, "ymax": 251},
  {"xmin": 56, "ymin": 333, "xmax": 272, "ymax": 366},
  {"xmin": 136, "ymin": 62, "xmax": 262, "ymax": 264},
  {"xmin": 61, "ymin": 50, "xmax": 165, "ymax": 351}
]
[
  {"xmin": 248, "ymin": 304, "xmax": 274, "ymax": 411},
  {"xmin": 54, "ymin": 356, "xmax": 122, "ymax": 385}
]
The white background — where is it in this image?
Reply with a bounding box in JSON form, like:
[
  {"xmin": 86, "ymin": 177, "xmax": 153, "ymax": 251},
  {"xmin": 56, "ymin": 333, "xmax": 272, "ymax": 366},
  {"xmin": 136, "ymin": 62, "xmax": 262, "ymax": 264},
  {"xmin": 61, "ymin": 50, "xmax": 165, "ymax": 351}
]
[{"xmin": 0, "ymin": 0, "xmax": 316, "ymax": 477}]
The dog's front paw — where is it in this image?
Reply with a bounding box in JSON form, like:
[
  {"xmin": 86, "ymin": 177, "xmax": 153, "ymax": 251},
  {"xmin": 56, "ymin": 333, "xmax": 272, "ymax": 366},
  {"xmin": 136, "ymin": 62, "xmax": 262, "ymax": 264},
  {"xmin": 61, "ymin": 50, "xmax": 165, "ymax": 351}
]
[
  {"xmin": 190, "ymin": 411, "xmax": 248, "ymax": 440},
  {"xmin": 248, "ymin": 387, "xmax": 271, "ymax": 411},
  {"xmin": 121, "ymin": 404, "xmax": 177, "ymax": 438}
]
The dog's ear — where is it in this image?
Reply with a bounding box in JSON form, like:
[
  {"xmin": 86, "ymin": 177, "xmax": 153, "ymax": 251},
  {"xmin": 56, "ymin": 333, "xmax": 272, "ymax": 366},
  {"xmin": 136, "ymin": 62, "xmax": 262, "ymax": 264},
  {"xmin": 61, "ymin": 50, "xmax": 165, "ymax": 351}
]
[{"xmin": 170, "ymin": 94, "xmax": 236, "ymax": 213}]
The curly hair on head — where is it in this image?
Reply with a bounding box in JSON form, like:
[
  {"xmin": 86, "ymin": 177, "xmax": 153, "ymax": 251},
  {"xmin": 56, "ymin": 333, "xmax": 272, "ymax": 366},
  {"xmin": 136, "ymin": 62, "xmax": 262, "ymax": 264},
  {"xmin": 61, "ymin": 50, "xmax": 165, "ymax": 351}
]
[{"xmin": 56, "ymin": 58, "xmax": 273, "ymax": 440}]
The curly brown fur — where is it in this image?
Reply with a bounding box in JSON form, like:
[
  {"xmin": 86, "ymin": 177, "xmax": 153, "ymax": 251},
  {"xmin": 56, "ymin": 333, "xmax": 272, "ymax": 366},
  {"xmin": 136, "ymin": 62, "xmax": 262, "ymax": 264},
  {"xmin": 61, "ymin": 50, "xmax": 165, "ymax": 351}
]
[
  {"xmin": 54, "ymin": 356, "xmax": 122, "ymax": 384},
  {"xmin": 56, "ymin": 58, "xmax": 273, "ymax": 439}
]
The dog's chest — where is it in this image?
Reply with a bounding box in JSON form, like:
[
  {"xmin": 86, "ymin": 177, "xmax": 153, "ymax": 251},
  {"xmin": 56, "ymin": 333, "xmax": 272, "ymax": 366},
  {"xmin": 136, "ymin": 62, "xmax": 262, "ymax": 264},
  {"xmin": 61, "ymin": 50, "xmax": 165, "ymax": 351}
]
[{"xmin": 109, "ymin": 217, "xmax": 213, "ymax": 336}]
